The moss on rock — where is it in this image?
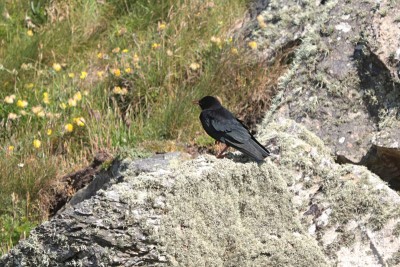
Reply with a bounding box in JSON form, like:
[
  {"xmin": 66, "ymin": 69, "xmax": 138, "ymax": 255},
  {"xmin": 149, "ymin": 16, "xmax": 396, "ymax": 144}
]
[{"xmin": 159, "ymin": 159, "xmax": 328, "ymax": 266}]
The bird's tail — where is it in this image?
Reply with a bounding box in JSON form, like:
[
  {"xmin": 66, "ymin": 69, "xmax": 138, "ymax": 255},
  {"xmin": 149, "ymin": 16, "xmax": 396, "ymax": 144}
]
[{"xmin": 235, "ymin": 138, "xmax": 270, "ymax": 162}]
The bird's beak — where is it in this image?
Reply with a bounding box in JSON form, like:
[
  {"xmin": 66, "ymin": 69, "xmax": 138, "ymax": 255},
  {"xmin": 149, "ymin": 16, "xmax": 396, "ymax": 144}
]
[{"xmin": 192, "ymin": 100, "xmax": 199, "ymax": 105}]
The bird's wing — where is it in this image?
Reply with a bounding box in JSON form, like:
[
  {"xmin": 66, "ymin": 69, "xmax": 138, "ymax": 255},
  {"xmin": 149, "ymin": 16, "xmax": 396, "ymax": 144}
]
[
  {"xmin": 210, "ymin": 111, "xmax": 251, "ymax": 144},
  {"xmin": 214, "ymin": 117, "xmax": 270, "ymax": 160}
]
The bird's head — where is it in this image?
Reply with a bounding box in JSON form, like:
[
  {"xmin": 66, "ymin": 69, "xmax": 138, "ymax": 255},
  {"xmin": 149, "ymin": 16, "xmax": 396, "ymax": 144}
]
[{"xmin": 193, "ymin": 96, "xmax": 222, "ymax": 110}]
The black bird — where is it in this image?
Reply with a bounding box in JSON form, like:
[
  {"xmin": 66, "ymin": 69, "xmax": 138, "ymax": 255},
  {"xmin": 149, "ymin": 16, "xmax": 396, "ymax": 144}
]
[{"xmin": 194, "ymin": 96, "xmax": 270, "ymax": 162}]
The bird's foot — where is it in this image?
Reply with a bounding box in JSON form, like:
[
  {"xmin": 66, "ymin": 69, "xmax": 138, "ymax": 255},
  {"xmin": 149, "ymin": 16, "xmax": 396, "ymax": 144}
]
[
  {"xmin": 216, "ymin": 152, "xmax": 227, "ymax": 158},
  {"xmin": 215, "ymin": 143, "xmax": 229, "ymax": 159}
]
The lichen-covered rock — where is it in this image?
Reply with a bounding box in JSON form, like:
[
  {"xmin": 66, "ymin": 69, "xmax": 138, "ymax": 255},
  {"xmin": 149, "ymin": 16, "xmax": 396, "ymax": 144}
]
[
  {"xmin": 1, "ymin": 119, "xmax": 399, "ymax": 266},
  {"xmin": 258, "ymin": 119, "xmax": 400, "ymax": 266},
  {"xmin": 251, "ymin": 0, "xmax": 400, "ymax": 187}
]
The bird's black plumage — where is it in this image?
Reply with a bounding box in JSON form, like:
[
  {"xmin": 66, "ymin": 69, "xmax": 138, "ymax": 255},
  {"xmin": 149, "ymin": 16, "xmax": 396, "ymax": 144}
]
[{"xmin": 195, "ymin": 96, "xmax": 270, "ymax": 162}]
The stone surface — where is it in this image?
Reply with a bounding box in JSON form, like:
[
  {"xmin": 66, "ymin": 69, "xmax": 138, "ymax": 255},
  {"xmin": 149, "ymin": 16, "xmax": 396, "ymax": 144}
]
[
  {"xmin": 253, "ymin": 0, "xmax": 400, "ymax": 187},
  {"xmin": 1, "ymin": 119, "xmax": 400, "ymax": 266}
]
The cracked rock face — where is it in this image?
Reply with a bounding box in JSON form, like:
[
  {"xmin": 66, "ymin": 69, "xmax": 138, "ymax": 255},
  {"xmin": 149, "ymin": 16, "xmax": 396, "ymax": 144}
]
[
  {"xmin": 1, "ymin": 119, "xmax": 400, "ymax": 266},
  {"xmin": 253, "ymin": 0, "xmax": 400, "ymax": 188}
]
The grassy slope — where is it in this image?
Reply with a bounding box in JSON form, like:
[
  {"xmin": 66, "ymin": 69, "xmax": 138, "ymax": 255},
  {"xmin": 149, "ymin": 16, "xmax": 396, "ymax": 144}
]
[{"xmin": 0, "ymin": 0, "xmax": 276, "ymax": 254}]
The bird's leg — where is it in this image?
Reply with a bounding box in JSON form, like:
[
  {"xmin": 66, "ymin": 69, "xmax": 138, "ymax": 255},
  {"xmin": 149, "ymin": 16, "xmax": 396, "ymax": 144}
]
[{"xmin": 216, "ymin": 143, "xmax": 229, "ymax": 158}]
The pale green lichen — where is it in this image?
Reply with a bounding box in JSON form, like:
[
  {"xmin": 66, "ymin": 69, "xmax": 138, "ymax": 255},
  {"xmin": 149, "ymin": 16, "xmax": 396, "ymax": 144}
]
[
  {"xmin": 393, "ymin": 222, "xmax": 400, "ymax": 237},
  {"xmin": 258, "ymin": 0, "xmax": 399, "ymax": 130},
  {"xmin": 158, "ymin": 158, "xmax": 328, "ymax": 266},
  {"xmin": 258, "ymin": 119, "xmax": 398, "ymax": 260},
  {"xmin": 388, "ymin": 251, "xmax": 400, "ymax": 266}
]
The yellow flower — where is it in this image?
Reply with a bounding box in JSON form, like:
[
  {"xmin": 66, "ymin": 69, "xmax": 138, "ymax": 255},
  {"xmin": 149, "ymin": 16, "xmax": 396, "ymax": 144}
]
[
  {"xmin": 46, "ymin": 112, "xmax": 54, "ymax": 118},
  {"xmin": 27, "ymin": 30, "xmax": 34, "ymax": 36},
  {"xmin": 53, "ymin": 63, "xmax": 62, "ymax": 72},
  {"xmin": 32, "ymin": 105, "xmax": 43, "ymax": 114},
  {"xmin": 112, "ymin": 47, "xmax": 120, "ymax": 53},
  {"xmin": 80, "ymin": 71, "xmax": 88, "ymax": 80},
  {"xmin": 133, "ymin": 53, "xmax": 140, "ymax": 68},
  {"xmin": 68, "ymin": 73, "xmax": 75, "ymax": 78},
  {"xmin": 189, "ymin": 62, "xmax": 200, "ymax": 71},
  {"xmin": 64, "ymin": 123, "xmax": 74, "ymax": 133},
  {"xmin": 97, "ymin": 71, "xmax": 104, "ymax": 78},
  {"xmin": 121, "ymin": 88, "xmax": 128, "ymax": 95},
  {"xmin": 112, "ymin": 86, "xmax": 128, "ymax": 95},
  {"xmin": 113, "ymin": 68, "xmax": 121, "ymax": 77},
  {"xmin": 83, "ymin": 90, "xmax": 89, "ymax": 96},
  {"xmin": 125, "ymin": 67, "xmax": 132, "ymax": 74},
  {"xmin": 158, "ymin": 22, "xmax": 166, "ymax": 31},
  {"xmin": 210, "ymin": 36, "xmax": 221, "ymax": 45},
  {"xmin": 133, "ymin": 53, "xmax": 140, "ymax": 63},
  {"xmin": 73, "ymin": 117, "xmax": 85, "ymax": 127},
  {"xmin": 231, "ymin": 48, "xmax": 238, "ymax": 55},
  {"xmin": 68, "ymin": 98, "xmax": 77, "ymax": 107},
  {"xmin": 73, "ymin": 91, "xmax": 82, "ymax": 101},
  {"xmin": 248, "ymin": 41, "xmax": 258, "ymax": 50},
  {"xmin": 43, "ymin": 92, "xmax": 50, "ymax": 104},
  {"xmin": 33, "ymin": 139, "xmax": 41, "ymax": 149},
  {"xmin": 4, "ymin": 95, "xmax": 16, "ymax": 104},
  {"xmin": 151, "ymin": 43, "xmax": 161, "ymax": 49},
  {"xmin": 122, "ymin": 49, "xmax": 129, "ymax": 53},
  {"xmin": 21, "ymin": 63, "xmax": 31, "ymax": 70},
  {"xmin": 7, "ymin": 145, "xmax": 14, "ymax": 152},
  {"xmin": 47, "ymin": 129, "xmax": 52, "ymax": 136},
  {"xmin": 97, "ymin": 52, "xmax": 103, "ymax": 59},
  {"xmin": 113, "ymin": 86, "xmax": 122, "ymax": 94},
  {"xmin": 210, "ymin": 36, "xmax": 222, "ymax": 49},
  {"xmin": 17, "ymin": 100, "xmax": 28, "ymax": 108},
  {"xmin": 257, "ymin": 15, "xmax": 267, "ymax": 29},
  {"xmin": 8, "ymin": 113, "xmax": 18, "ymax": 120},
  {"xmin": 59, "ymin": 102, "xmax": 67, "ymax": 109},
  {"xmin": 25, "ymin": 83, "xmax": 34, "ymax": 89}
]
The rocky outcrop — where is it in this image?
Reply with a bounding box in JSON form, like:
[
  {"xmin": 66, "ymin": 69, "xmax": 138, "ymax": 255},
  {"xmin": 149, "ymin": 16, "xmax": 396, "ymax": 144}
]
[
  {"xmin": 1, "ymin": 119, "xmax": 400, "ymax": 266},
  {"xmin": 249, "ymin": 0, "xmax": 400, "ymax": 188},
  {"xmin": 2, "ymin": 0, "xmax": 400, "ymax": 266}
]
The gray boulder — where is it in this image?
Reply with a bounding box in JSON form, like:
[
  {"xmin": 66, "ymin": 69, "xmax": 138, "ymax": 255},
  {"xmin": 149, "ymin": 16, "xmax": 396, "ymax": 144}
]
[
  {"xmin": 1, "ymin": 119, "xmax": 399, "ymax": 266},
  {"xmin": 251, "ymin": 0, "xmax": 400, "ymax": 187}
]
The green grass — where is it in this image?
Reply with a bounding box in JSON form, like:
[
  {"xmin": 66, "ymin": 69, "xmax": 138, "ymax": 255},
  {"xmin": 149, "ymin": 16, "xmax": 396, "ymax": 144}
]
[{"xmin": 0, "ymin": 0, "xmax": 277, "ymax": 254}]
